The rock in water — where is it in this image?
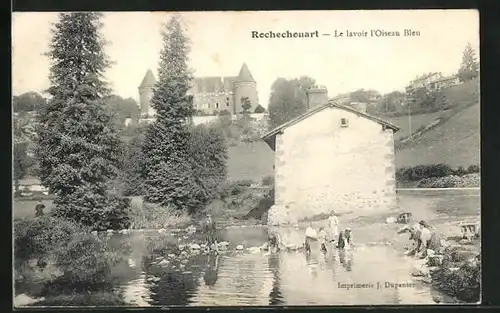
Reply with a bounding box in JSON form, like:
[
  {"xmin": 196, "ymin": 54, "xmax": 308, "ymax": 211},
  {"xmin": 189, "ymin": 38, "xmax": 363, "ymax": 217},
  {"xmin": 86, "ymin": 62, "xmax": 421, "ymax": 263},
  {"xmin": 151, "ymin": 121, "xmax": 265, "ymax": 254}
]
[
  {"xmin": 261, "ymin": 242, "xmax": 269, "ymax": 251},
  {"xmin": 189, "ymin": 243, "xmax": 201, "ymax": 250},
  {"xmin": 158, "ymin": 259, "xmax": 169, "ymax": 266},
  {"xmin": 236, "ymin": 245, "xmax": 244, "ymax": 250},
  {"xmin": 247, "ymin": 247, "xmax": 261, "ymax": 253},
  {"xmin": 411, "ymin": 259, "xmax": 430, "ymax": 277}
]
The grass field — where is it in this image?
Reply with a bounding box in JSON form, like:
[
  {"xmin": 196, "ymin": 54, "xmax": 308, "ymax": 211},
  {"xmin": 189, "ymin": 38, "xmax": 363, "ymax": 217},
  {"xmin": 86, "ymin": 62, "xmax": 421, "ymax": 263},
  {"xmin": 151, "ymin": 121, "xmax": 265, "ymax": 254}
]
[
  {"xmin": 13, "ymin": 199, "xmax": 53, "ymax": 220},
  {"xmin": 395, "ymin": 103, "xmax": 480, "ymax": 167}
]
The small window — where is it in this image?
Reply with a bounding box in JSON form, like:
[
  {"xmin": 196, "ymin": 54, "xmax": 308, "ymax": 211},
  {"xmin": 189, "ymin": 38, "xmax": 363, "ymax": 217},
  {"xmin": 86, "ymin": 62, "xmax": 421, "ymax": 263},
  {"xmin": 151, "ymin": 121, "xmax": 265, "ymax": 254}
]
[
  {"xmin": 216, "ymin": 103, "xmax": 219, "ymax": 109},
  {"xmin": 226, "ymin": 97, "xmax": 230, "ymax": 101},
  {"xmin": 208, "ymin": 103, "xmax": 211, "ymax": 108},
  {"xmin": 340, "ymin": 118, "xmax": 349, "ymax": 127},
  {"xmin": 226, "ymin": 102, "xmax": 230, "ymax": 107}
]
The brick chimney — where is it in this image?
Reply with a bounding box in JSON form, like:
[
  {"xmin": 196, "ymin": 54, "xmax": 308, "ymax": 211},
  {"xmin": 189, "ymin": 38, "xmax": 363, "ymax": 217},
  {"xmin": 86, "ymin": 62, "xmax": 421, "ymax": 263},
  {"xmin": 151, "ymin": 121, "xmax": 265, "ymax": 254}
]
[
  {"xmin": 350, "ymin": 102, "xmax": 367, "ymax": 114},
  {"xmin": 306, "ymin": 85, "xmax": 328, "ymax": 110}
]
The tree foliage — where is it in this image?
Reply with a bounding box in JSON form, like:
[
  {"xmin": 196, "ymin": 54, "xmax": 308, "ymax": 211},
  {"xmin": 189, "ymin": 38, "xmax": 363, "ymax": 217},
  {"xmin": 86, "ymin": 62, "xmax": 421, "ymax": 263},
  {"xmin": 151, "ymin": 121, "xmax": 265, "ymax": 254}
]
[
  {"xmin": 268, "ymin": 76, "xmax": 315, "ymax": 128},
  {"xmin": 104, "ymin": 95, "xmax": 140, "ymax": 128},
  {"xmin": 457, "ymin": 43, "xmax": 479, "ymax": 83},
  {"xmin": 13, "ymin": 142, "xmax": 29, "ymax": 193},
  {"xmin": 374, "ymin": 91, "xmax": 405, "ymax": 114},
  {"xmin": 188, "ymin": 124, "xmax": 228, "ymax": 208},
  {"xmin": 13, "ymin": 92, "xmax": 47, "ymax": 113},
  {"xmin": 35, "ymin": 12, "xmax": 130, "ymax": 230},
  {"xmin": 120, "ymin": 123, "xmax": 149, "ymax": 196},
  {"xmin": 140, "ymin": 14, "xmax": 201, "ymax": 210},
  {"xmin": 241, "ymin": 97, "xmax": 252, "ymax": 113}
]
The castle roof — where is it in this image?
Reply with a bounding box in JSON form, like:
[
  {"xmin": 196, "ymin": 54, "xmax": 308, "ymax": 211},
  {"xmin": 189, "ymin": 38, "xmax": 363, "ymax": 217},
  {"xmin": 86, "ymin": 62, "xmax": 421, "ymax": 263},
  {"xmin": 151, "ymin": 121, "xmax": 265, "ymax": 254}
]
[
  {"xmin": 262, "ymin": 101, "xmax": 400, "ymax": 151},
  {"xmin": 139, "ymin": 69, "xmax": 156, "ymax": 88},
  {"xmin": 237, "ymin": 63, "xmax": 255, "ymax": 82}
]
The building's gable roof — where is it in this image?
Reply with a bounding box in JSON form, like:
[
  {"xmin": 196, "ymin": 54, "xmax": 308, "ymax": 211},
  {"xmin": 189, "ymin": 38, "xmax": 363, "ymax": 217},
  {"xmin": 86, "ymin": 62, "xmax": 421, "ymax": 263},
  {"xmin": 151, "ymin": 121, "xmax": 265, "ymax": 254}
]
[
  {"xmin": 434, "ymin": 75, "xmax": 458, "ymax": 83},
  {"xmin": 139, "ymin": 69, "xmax": 157, "ymax": 88},
  {"xmin": 261, "ymin": 101, "xmax": 400, "ymax": 150},
  {"xmin": 237, "ymin": 63, "xmax": 255, "ymax": 82}
]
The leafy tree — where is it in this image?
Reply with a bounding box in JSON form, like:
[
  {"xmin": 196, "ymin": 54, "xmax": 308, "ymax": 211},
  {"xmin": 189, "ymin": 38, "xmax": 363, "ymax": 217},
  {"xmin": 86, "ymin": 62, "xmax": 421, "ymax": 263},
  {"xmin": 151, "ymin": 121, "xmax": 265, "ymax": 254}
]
[
  {"xmin": 254, "ymin": 104, "xmax": 266, "ymax": 113},
  {"xmin": 13, "ymin": 92, "xmax": 47, "ymax": 113},
  {"xmin": 35, "ymin": 13, "xmax": 130, "ymax": 230},
  {"xmin": 349, "ymin": 89, "xmax": 370, "ymax": 103},
  {"xmin": 268, "ymin": 76, "xmax": 316, "ymax": 128},
  {"xmin": 241, "ymin": 97, "xmax": 252, "ymax": 113},
  {"xmin": 13, "ymin": 142, "xmax": 28, "ymax": 194},
  {"xmin": 458, "ymin": 43, "xmax": 479, "ymax": 82},
  {"xmin": 104, "ymin": 95, "xmax": 140, "ymax": 128},
  {"xmin": 375, "ymin": 91, "xmax": 405, "ymax": 114},
  {"xmin": 120, "ymin": 123, "xmax": 148, "ymax": 196},
  {"xmin": 188, "ymin": 124, "xmax": 228, "ymax": 208},
  {"xmin": 140, "ymin": 14, "xmax": 200, "ymax": 210}
]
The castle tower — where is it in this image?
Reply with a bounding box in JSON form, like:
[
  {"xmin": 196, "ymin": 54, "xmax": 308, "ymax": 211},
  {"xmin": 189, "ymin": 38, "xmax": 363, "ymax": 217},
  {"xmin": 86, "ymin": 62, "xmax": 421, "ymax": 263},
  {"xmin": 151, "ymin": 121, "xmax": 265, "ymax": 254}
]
[
  {"xmin": 233, "ymin": 63, "xmax": 259, "ymax": 114},
  {"xmin": 138, "ymin": 69, "xmax": 157, "ymax": 117}
]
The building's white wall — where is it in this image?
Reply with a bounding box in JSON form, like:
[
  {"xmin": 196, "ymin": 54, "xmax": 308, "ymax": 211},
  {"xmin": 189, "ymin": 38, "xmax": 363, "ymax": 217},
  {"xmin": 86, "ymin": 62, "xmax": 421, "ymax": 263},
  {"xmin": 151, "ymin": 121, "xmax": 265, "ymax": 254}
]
[{"xmin": 268, "ymin": 106, "xmax": 396, "ymax": 226}]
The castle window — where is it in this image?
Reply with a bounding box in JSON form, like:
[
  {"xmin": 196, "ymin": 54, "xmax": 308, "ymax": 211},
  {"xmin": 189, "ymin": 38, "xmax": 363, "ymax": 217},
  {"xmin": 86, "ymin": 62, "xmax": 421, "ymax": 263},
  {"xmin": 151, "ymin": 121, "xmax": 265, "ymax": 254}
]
[
  {"xmin": 226, "ymin": 97, "xmax": 229, "ymax": 101},
  {"xmin": 208, "ymin": 103, "xmax": 211, "ymax": 108},
  {"xmin": 226, "ymin": 102, "xmax": 230, "ymax": 107},
  {"xmin": 340, "ymin": 118, "xmax": 349, "ymax": 127},
  {"xmin": 216, "ymin": 103, "xmax": 219, "ymax": 109}
]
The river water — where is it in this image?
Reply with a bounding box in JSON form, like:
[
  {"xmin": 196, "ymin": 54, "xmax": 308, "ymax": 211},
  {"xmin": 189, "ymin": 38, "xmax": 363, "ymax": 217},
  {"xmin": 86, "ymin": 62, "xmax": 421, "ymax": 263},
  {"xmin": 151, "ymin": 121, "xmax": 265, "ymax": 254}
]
[
  {"xmin": 15, "ymin": 190, "xmax": 480, "ymax": 306},
  {"xmin": 110, "ymin": 228, "xmax": 450, "ymax": 306}
]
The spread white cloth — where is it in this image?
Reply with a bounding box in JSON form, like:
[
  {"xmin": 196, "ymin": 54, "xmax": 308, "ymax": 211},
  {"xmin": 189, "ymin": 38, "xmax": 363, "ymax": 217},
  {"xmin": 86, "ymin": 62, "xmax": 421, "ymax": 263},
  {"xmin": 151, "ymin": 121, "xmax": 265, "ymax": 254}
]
[{"xmin": 305, "ymin": 227, "xmax": 318, "ymax": 239}]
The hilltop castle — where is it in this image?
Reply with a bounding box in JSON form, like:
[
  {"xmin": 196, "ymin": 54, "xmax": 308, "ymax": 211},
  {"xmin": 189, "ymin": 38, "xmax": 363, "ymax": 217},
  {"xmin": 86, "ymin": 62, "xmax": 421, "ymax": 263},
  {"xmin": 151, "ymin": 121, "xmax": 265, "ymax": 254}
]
[{"xmin": 138, "ymin": 63, "xmax": 259, "ymax": 119}]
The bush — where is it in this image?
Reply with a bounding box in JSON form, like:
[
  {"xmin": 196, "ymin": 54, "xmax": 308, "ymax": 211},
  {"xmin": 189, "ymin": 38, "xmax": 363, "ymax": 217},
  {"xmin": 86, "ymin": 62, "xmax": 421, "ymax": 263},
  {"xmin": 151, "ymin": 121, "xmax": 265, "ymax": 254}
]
[
  {"xmin": 430, "ymin": 254, "xmax": 480, "ymax": 303},
  {"xmin": 396, "ymin": 164, "xmax": 455, "ymax": 182},
  {"xmin": 261, "ymin": 175, "xmax": 274, "ymax": 186},
  {"xmin": 396, "ymin": 164, "xmax": 481, "ymax": 185},
  {"xmin": 467, "ymin": 165, "xmax": 480, "ymax": 173},
  {"xmin": 217, "ymin": 180, "xmax": 254, "ymax": 199},
  {"xmin": 14, "ymin": 215, "xmax": 127, "ymax": 294},
  {"xmin": 188, "ymin": 124, "xmax": 228, "ymax": 213},
  {"xmin": 51, "ymin": 194, "xmax": 131, "ymax": 231},
  {"xmin": 128, "ymin": 197, "xmax": 192, "ymax": 229}
]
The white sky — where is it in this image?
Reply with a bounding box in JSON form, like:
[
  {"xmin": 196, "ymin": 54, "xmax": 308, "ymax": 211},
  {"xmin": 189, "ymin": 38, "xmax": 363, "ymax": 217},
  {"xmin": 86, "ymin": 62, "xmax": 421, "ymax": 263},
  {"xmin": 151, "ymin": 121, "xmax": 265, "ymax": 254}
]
[{"xmin": 12, "ymin": 10, "xmax": 479, "ymax": 107}]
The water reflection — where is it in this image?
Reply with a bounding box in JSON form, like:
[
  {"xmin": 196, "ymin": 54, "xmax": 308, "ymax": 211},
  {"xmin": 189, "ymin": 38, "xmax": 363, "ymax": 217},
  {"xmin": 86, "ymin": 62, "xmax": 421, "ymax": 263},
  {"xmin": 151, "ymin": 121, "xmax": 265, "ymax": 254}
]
[
  {"xmin": 268, "ymin": 253, "xmax": 283, "ymax": 305},
  {"xmin": 203, "ymin": 254, "xmax": 220, "ymax": 287},
  {"xmin": 338, "ymin": 249, "xmax": 353, "ymax": 272}
]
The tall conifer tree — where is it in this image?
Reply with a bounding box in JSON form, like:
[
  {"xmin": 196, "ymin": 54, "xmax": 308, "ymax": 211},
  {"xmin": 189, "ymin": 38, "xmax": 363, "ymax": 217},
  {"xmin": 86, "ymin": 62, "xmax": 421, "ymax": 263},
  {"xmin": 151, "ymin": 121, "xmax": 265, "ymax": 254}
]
[
  {"xmin": 141, "ymin": 14, "xmax": 201, "ymax": 210},
  {"xmin": 458, "ymin": 43, "xmax": 479, "ymax": 82},
  {"xmin": 35, "ymin": 13, "xmax": 130, "ymax": 230}
]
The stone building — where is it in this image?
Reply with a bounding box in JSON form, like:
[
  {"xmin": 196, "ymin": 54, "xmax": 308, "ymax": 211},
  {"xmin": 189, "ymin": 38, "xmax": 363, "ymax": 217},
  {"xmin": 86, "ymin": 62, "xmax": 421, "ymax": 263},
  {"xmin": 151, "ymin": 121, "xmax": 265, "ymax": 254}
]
[
  {"xmin": 261, "ymin": 86, "xmax": 400, "ymax": 242},
  {"xmin": 138, "ymin": 63, "xmax": 259, "ymax": 121}
]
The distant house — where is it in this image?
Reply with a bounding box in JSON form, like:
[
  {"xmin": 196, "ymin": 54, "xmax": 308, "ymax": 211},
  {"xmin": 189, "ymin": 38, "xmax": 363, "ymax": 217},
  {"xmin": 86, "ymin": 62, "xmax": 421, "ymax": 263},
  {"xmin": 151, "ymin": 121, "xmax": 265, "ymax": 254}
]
[
  {"xmin": 261, "ymin": 86, "xmax": 400, "ymax": 226},
  {"xmin": 405, "ymin": 72, "xmax": 443, "ymax": 93},
  {"xmin": 433, "ymin": 75, "xmax": 460, "ymax": 90}
]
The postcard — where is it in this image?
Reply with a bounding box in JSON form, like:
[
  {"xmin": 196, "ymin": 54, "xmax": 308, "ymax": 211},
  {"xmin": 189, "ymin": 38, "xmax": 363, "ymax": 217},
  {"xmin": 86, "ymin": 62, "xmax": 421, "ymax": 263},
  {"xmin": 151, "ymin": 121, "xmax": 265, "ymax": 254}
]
[{"xmin": 12, "ymin": 10, "xmax": 480, "ymax": 307}]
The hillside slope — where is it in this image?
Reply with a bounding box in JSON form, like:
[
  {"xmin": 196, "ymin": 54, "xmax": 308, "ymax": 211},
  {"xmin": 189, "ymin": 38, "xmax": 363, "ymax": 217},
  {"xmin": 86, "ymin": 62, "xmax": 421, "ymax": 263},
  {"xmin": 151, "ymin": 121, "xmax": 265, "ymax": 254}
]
[
  {"xmin": 384, "ymin": 78, "xmax": 479, "ymax": 141},
  {"xmin": 395, "ymin": 102, "xmax": 480, "ymax": 168},
  {"xmin": 227, "ymin": 141, "xmax": 274, "ymax": 182}
]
